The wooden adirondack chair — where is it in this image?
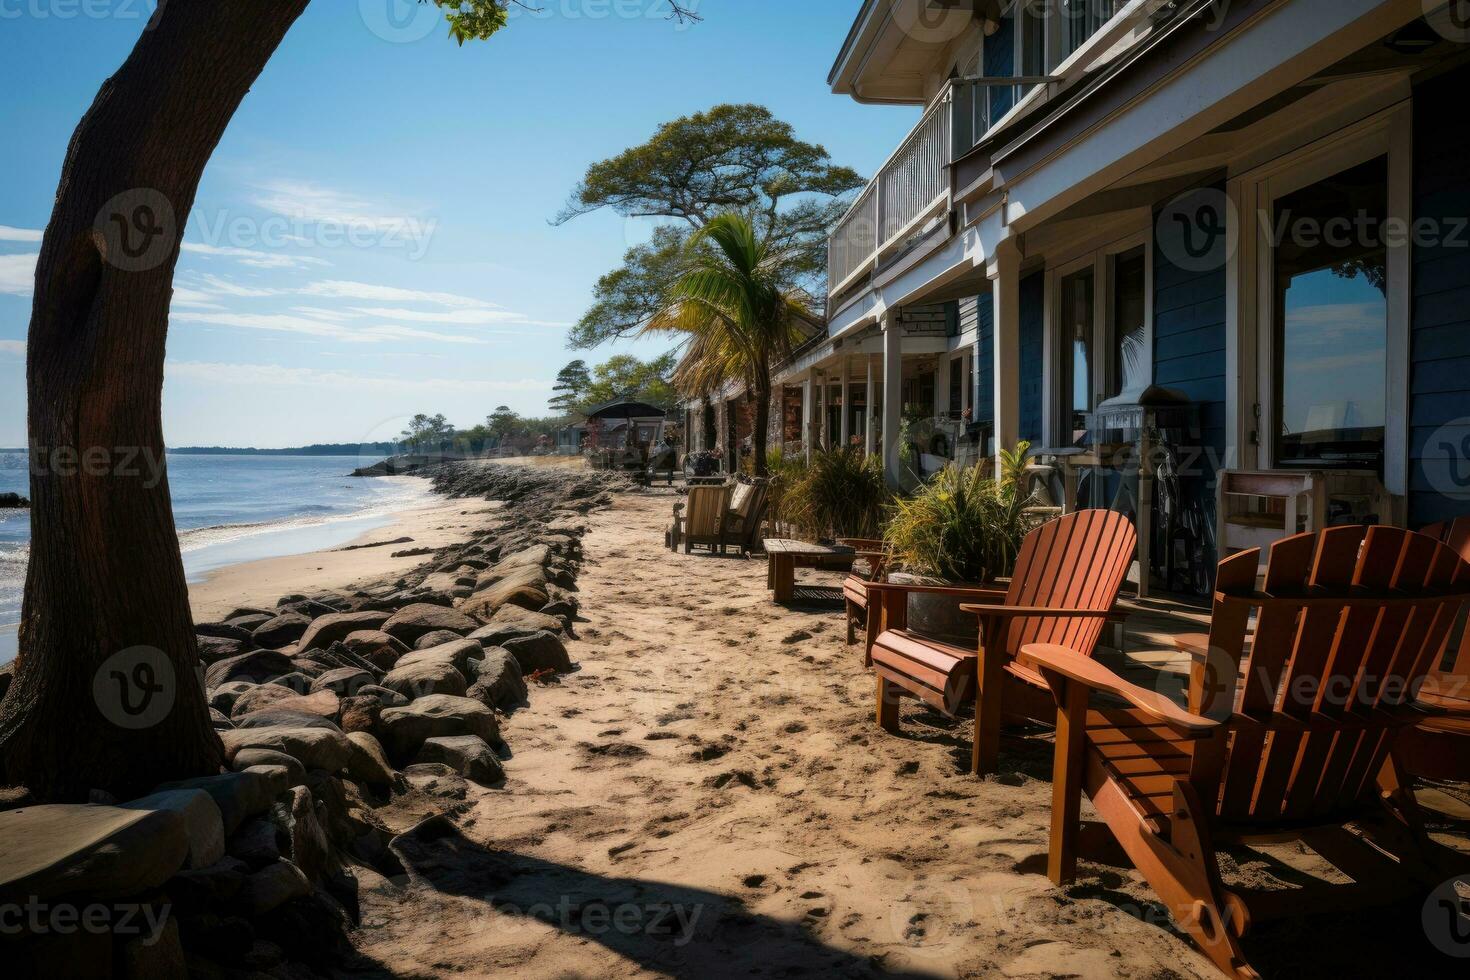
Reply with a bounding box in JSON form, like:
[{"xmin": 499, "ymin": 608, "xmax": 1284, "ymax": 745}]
[
  {"xmin": 865, "ymin": 509, "xmax": 1137, "ymax": 775},
  {"xmin": 720, "ymin": 480, "xmax": 770, "ymax": 557},
  {"xmin": 837, "ymin": 537, "xmax": 889, "ymax": 648},
  {"xmin": 1019, "ymin": 525, "xmax": 1470, "ymax": 980},
  {"xmin": 1399, "ymin": 516, "xmax": 1470, "ymax": 781},
  {"xmin": 683, "ymin": 483, "xmax": 731, "ymax": 555}
]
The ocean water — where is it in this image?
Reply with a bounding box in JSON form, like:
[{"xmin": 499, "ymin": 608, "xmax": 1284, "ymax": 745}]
[{"xmin": 0, "ymin": 453, "xmax": 435, "ymax": 665}]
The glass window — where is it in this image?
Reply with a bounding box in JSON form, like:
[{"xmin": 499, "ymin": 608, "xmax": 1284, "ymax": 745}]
[
  {"xmin": 1272, "ymin": 157, "xmax": 1388, "ymax": 470},
  {"xmin": 1109, "ymin": 246, "xmax": 1147, "ymax": 398},
  {"xmin": 949, "ymin": 358, "xmax": 964, "ymax": 416},
  {"xmin": 1061, "ymin": 268, "xmax": 1094, "ymax": 441},
  {"xmin": 1061, "ymin": 0, "xmax": 1115, "ymax": 60},
  {"xmin": 1020, "ymin": 0, "xmax": 1047, "ymax": 99}
]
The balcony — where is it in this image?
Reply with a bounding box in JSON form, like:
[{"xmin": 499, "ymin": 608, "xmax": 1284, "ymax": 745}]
[{"xmin": 827, "ymin": 78, "xmax": 993, "ymax": 301}]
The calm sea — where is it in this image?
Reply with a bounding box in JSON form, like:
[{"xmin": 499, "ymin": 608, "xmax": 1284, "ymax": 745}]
[{"xmin": 0, "ymin": 453, "xmax": 435, "ymax": 665}]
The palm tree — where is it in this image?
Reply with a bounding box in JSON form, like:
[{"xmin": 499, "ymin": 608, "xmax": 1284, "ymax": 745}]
[{"xmin": 644, "ymin": 213, "xmax": 816, "ymax": 477}]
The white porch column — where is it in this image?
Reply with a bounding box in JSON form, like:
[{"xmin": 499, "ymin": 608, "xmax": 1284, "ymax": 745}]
[
  {"xmin": 882, "ymin": 311, "xmax": 904, "ymax": 488},
  {"xmin": 865, "ymin": 356, "xmax": 876, "ymax": 457},
  {"xmin": 991, "ymin": 237, "xmax": 1022, "ymax": 463},
  {"xmin": 801, "ymin": 376, "xmax": 814, "ymax": 463},
  {"xmin": 933, "ymin": 356, "xmax": 946, "ymax": 421},
  {"xmin": 839, "ymin": 357, "xmax": 851, "ymax": 451}
]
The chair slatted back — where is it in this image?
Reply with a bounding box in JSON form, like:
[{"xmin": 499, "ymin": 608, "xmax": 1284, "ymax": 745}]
[
  {"xmin": 1422, "ymin": 516, "xmax": 1470, "ymax": 704},
  {"xmin": 686, "ymin": 485, "xmax": 730, "ymax": 538},
  {"xmin": 1000, "ymin": 509, "xmax": 1137, "ymax": 657},
  {"xmin": 1191, "ymin": 525, "xmax": 1470, "ymax": 824}
]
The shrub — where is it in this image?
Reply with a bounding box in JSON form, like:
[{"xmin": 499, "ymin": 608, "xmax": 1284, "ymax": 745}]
[
  {"xmin": 785, "ymin": 448, "xmax": 890, "ymax": 540},
  {"xmin": 884, "ymin": 444, "xmax": 1034, "ymax": 583}
]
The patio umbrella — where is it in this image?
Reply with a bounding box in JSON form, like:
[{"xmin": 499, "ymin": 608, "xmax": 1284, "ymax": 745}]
[{"xmin": 584, "ymin": 397, "xmax": 668, "ymax": 421}]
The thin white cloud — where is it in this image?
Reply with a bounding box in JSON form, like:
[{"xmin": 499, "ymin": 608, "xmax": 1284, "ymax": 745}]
[
  {"xmin": 0, "ymin": 340, "xmax": 24, "ymax": 356},
  {"xmin": 346, "ymin": 306, "xmax": 563, "ymax": 327},
  {"xmin": 253, "ymin": 179, "xmax": 431, "ymax": 236},
  {"xmin": 0, "ymin": 226, "xmax": 43, "ymax": 243},
  {"xmin": 298, "ymin": 280, "xmax": 489, "ymax": 308},
  {"xmin": 172, "ymin": 310, "xmax": 487, "ymax": 345},
  {"xmin": 167, "ymin": 360, "xmax": 550, "ymax": 393},
  {"xmin": 0, "ymin": 254, "xmax": 36, "ymax": 296},
  {"xmin": 171, "ymin": 287, "xmax": 225, "ymax": 310},
  {"xmin": 181, "ymin": 242, "xmax": 331, "ymax": 270},
  {"xmin": 188, "ymin": 273, "xmax": 279, "ymax": 297},
  {"xmin": 288, "ymin": 305, "xmax": 364, "ymax": 321}
]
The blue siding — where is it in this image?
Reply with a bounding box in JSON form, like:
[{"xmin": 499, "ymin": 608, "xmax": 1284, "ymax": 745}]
[
  {"xmin": 1154, "ymin": 180, "xmax": 1228, "ymax": 592},
  {"xmin": 985, "ymin": 17, "xmax": 1015, "ymax": 124},
  {"xmin": 975, "ymin": 292, "xmax": 994, "ymax": 425},
  {"xmin": 1019, "ymin": 271, "xmax": 1045, "ymax": 444},
  {"xmin": 1410, "ymin": 66, "xmax": 1470, "ymax": 527}
]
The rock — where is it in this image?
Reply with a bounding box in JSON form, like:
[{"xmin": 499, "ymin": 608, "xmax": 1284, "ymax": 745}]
[
  {"xmin": 501, "ymin": 631, "xmax": 573, "ymax": 673},
  {"xmin": 168, "ymin": 856, "xmax": 248, "ymax": 907},
  {"xmin": 120, "ymin": 916, "xmax": 187, "ymax": 980},
  {"xmin": 414, "ymin": 736, "xmax": 504, "ymax": 786},
  {"xmin": 196, "ymin": 635, "xmax": 248, "ymax": 664},
  {"xmin": 413, "ymin": 629, "xmax": 464, "ymax": 650},
  {"xmin": 226, "ymin": 606, "xmax": 274, "ymax": 622},
  {"xmin": 310, "ymin": 667, "xmax": 374, "ymax": 698},
  {"xmin": 338, "ymin": 694, "xmax": 384, "ymax": 734},
  {"xmin": 277, "ymin": 598, "xmax": 339, "ymax": 619},
  {"xmin": 231, "ymin": 686, "xmax": 338, "ymax": 722},
  {"xmin": 400, "ymin": 764, "xmax": 469, "ymax": 801},
  {"xmin": 225, "ymin": 612, "xmax": 274, "ymax": 633},
  {"xmin": 157, "ymin": 767, "xmax": 291, "ymax": 837},
  {"xmin": 196, "ymin": 622, "xmax": 256, "ymax": 644},
  {"xmin": 341, "ymin": 629, "xmax": 408, "ymax": 671},
  {"xmin": 227, "ymin": 816, "xmax": 284, "ymax": 867},
  {"xmin": 268, "ymin": 670, "xmax": 317, "ymax": 692},
  {"xmin": 472, "ymin": 603, "xmax": 565, "ymax": 638},
  {"xmin": 540, "ymin": 599, "xmax": 578, "ymax": 620},
  {"xmin": 466, "ymin": 648, "xmax": 527, "ymax": 711},
  {"xmin": 344, "ymin": 732, "xmax": 396, "ymax": 791},
  {"xmin": 208, "ymin": 681, "xmax": 257, "ymax": 716},
  {"xmin": 295, "ymin": 610, "xmax": 391, "ymax": 654},
  {"xmin": 0, "ymin": 492, "xmax": 30, "ymax": 508},
  {"xmin": 270, "ymin": 786, "xmax": 328, "ymax": 882},
  {"xmin": 174, "ymin": 911, "xmax": 254, "ymax": 964},
  {"xmin": 0, "ymin": 803, "xmax": 189, "ymax": 903},
  {"xmin": 378, "ymin": 694, "xmax": 499, "ymax": 762},
  {"xmin": 462, "ymin": 565, "xmax": 549, "ymax": 622},
  {"xmin": 221, "ymin": 726, "xmax": 353, "ymax": 774},
  {"xmin": 231, "ymin": 749, "xmax": 306, "ymax": 788},
  {"xmin": 250, "ymin": 612, "xmax": 313, "ymax": 649},
  {"xmin": 121, "ymin": 789, "xmax": 225, "ymax": 870},
  {"xmin": 233, "ymin": 706, "xmax": 341, "ymax": 732},
  {"xmin": 381, "ymin": 603, "xmax": 478, "ymax": 645},
  {"xmin": 397, "ymin": 637, "xmax": 482, "ymax": 675},
  {"xmin": 228, "ymin": 683, "xmax": 297, "ymax": 719},
  {"xmin": 237, "ymin": 861, "xmax": 311, "ymax": 915},
  {"xmin": 380, "ymin": 659, "xmax": 466, "ymax": 700},
  {"xmin": 205, "ymin": 649, "xmax": 294, "ymax": 689},
  {"xmin": 357, "ymin": 684, "xmax": 409, "ymax": 708},
  {"xmin": 209, "ymin": 708, "xmax": 234, "ymax": 731}
]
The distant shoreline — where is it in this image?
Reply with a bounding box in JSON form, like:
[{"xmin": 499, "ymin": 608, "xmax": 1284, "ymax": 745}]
[{"xmin": 0, "ymin": 445, "xmax": 398, "ymax": 457}]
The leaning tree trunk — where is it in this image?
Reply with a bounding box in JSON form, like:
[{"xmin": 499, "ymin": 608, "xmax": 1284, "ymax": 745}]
[
  {"xmin": 0, "ymin": 1, "xmax": 311, "ymax": 801},
  {"xmin": 751, "ymin": 376, "xmax": 772, "ymax": 478}
]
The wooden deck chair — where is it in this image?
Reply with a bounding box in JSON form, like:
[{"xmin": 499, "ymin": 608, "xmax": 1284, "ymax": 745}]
[
  {"xmin": 866, "ymin": 509, "xmax": 1136, "ymax": 775},
  {"xmin": 720, "ymin": 480, "xmax": 770, "ymax": 557},
  {"xmin": 683, "ymin": 484, "xmax": 731, "ymax": 555},
  {"xmin": 1399, "ymin": 516, "xmax": 1470, "ymax": 781},
  {"xmin": 836, "ymin": 538, "xmax": 890, "ymax": 649},
  {"xmin": 1019, "ymin": 525, "xmax": 1470, "ymax": 980}
]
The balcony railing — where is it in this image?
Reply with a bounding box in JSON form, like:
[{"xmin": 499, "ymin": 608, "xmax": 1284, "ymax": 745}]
[{"xmin": 828, "ymin": 79, "xmax": 992, "ymax": 299}]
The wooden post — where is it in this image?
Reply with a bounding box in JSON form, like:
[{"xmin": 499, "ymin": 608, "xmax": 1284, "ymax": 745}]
[
  {"xmin": 1048, "ymin": 676, "xmax": 1088, "ymax": 884},
  {"xmin": 883, "ymin": 312, "xmax": 904, "ymax": 488},
  {"xmin": 839, "ymin": 356, "xmax": 851, "ymax": 451}
]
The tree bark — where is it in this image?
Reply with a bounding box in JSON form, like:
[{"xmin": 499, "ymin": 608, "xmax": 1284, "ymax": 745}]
[
  {"xmin": 752, "ymin": 376, "xmax": 771, "ymax": 478},
  {"xmin": 0, "ymin": 1, "xmax": 311, "ymax": 801}
]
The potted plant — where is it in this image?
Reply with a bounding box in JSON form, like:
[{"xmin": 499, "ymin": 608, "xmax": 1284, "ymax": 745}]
[
  {"xmin": 784, "ymin": 448, "xmax": 890, "ymax": 543},
  {"xmin": 881, "ymin": 443, "xmax": 1034, "ymax": 645}
]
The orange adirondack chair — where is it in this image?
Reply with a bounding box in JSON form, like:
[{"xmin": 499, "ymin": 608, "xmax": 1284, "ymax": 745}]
[
  {"xmin": 865, "ymin": 509, "xmax": 1136, "ymax": 775},
  {"xmin": 836, "ymin": 537, "xmax": 890, "ymax": 649},
  {"xmin": 1399, "ymin": 516, "xmax": 1470, "ymax": 781},
  {"xmin": 1019, "ymin": 525, "xmax": 1470, "ymax": 980}
]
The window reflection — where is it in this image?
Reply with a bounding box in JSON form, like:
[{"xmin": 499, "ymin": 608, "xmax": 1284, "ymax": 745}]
[
  {"xmin": 1061, "ymin": 268, "xmax": 1094, "ymax": 441},
  {"xmin": 1110, "ymin": 246, "xmax": 1147, "ymax": 398}
]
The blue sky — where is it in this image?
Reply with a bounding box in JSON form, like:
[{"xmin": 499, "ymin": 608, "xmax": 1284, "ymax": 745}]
[{"xmin": 0, "ymin": 0, "xmax": 916, "ymax": 448}]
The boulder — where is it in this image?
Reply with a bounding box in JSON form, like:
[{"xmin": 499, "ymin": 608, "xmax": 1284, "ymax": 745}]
[
  {"xmin": 501, "ymin": 631, "xmax": 573, "ymax": 673},
  {"xmin": 397, "ymin": 638, "xmax": 481, "ymax": 675},
  {"xmin": 205, "ymin": 649, "xmax": 295, "ymax": 690},
  {"xmin": 233, "ymin": 706, "xmax": 341, "ymax": 732},
  {"xmin": 413, "ymin": 629, "xmax": 464, "ymax": 650},
  {"xmin": 357, "ymin": 684, "xmax": 409, "ymax": 708},
  {"xmin": 295, "ymin": 611, "xmax": 391, "ymax": 654},
  {"xmin": 225, "ymin": 612, "xmax": 274, "ymax": 633},
  {"xmin": 231, "ymin": 687, "xmax": 338, "ymax": 722},
  {"xmin": 250, "ymin": 612, "xmax": 313, "ymax": 650},
  {"xmin": 196, "ymin": 635, "xmax": 249, "ymax": 665},
  {"xmin": 466, "ymin": 648, "xmax": 527, "ymax": 711},
  {"xmin": 237, "ymin": 861, "xmax": 311, "ymax": 916},
  {"xmin": 462, "ymin": 565, "xmax": 548, "ymax": 622},
  {"xmin": 231, "ymin": 750, "xmax": 305, "ymax": 788},
  {"xmin": 221, "ymin": 727, "xmax": 352, "ymax": 774},
  {"xmin": 277, "ymin": 598, "xmax": 339, "ymax": 619},
  {"xmin": 266, "ymin": 671, "xmax": 317, "ymax": 693},
  {"xmin": 344, "ymin": 732, "xmax": 396, "ymax": 791},
  {"xmin": 380, "ymin": 660, "xmax": 466, "ymax": 700},
  {"xmin": 0, "ymin": 804, "xmax": 189, "ymax": 903},
  {"xmin": 210, "ymin": 708, "xmax": 235, "ymax": 731},
  {"xmin": 227, "ymin": 816, "xmax": 284, "ymax": 867},
  {"xmin": 196, "ymin": 622, "xmax": 256, "ymax": 644},
  {"xmin": 208, "ymin": 681, "xmax": 257, "ymax": 716},
  {"xmin": 122, "ymin": 789, "xmax": 225, "ymax": 869},
  {"xmin": 120, "ymin": 917, "xmax": 187, "ymax": 980},
  {"xmin": 471, "ymin": 603, "xmax": 564, "ymax": 639},
  {"xmin": 414, "ymin": 736, "xmax": 504, "ymax": 786},
  {"xmin": 337, "ymin": 695, "xmax": 383, "ymax": 735},
  {"xmin": 378, "ymin": 694, "xmax": 499, "ymax": 762},
  {"xmin": 381, "ymin": 603, "xmax": 478, "ymax": 645},
  {"xmin": 309, "ymin": 667, "xmax": 374, "ymax": 698},
  {"xmin": 341, "ymin": 629, "xmax": 408, "ymax": 671},
  {"xmin": 226, "ymin": 606, "xmax": 274, "ymax": 622},
  {"xmin": 269, "ymin": 786, "xmax": 329, "ymax": 882},
  {"xmin": 157, "ymin": 766, "xmax": 292, "ymax": 837}
]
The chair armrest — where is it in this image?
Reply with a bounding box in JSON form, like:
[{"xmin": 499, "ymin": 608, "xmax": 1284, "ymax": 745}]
[
  {"xmin": 1018, "ymin": 643, "xmax": 1219, "ymax": 737},
  {"xmin": 837, "ymin": 538, "xmax": 885, "ymax": 550},
  {"xmin": 958, "ymin": 605, "xmax": 1112, "ymax": 619},
  {"xmin": 1174, "ymin": 633, "xmax": 1209, "ymax": 659},
  {"xmin": 864, "ymin": 581, "xmax": 1006, "ymax": 599}
]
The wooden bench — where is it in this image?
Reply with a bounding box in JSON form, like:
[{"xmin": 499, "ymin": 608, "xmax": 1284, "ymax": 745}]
[{"xmin": 763, "ymin": 539, "xmax": 855, "ymax": 603}]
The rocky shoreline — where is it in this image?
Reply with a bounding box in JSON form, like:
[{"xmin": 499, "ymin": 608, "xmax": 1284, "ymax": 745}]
[{"xmin": 2, "ymin": 463, "xmax": 630, "ymax": 977}]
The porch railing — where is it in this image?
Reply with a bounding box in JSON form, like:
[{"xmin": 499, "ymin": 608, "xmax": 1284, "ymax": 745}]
[{"xmin": 828, "ymin": 79, "xmax": 992, "ymax": 300}]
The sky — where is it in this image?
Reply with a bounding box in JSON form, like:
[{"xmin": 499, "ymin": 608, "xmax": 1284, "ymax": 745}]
[{"xmin": 0, "ymin": 0, "xmax": 917, "ymax": 449}]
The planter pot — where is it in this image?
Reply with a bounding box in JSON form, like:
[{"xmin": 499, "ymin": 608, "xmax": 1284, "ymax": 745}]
[{"xmin": 888, "ymin": 571, "xmax": 990, "ymax": 647}]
